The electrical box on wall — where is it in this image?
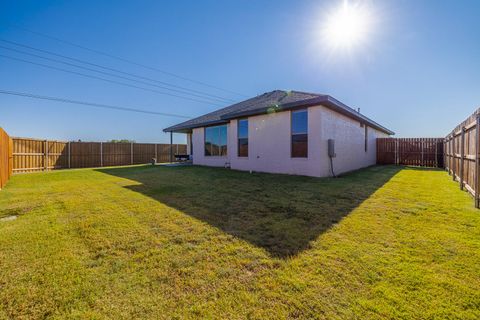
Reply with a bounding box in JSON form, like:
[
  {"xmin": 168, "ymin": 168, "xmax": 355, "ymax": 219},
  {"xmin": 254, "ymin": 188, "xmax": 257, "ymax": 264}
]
[{"xmin": 328, "ymin": 139, "xmax": 336, "ymax": 158}]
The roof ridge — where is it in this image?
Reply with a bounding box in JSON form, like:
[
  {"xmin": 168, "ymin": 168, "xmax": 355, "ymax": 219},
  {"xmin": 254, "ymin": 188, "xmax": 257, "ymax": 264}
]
[{"xmin": 290, "ymin": 90, "xmax": 325, "ymax": 97}]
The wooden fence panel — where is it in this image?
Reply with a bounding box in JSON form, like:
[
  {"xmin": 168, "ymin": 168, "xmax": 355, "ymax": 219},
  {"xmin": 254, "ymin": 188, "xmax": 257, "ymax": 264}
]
[
  {"xmin": 47, "ymin": 141, "xmax": 68, "ymax": 170},
  {"xmin": 444, "ymin": 108, "xmax": 480, "ymax": 207},
  {"xmin": 177, "ymin": 144, "xmax": 187, "ymax": 155},
  {"xmin": 377, "ymin": 137, "xmax": 443, "ymax": 167},
  {"xmin": 12, "ymin": 137, "xmax": 187, "ymax": 173},
  {"xmin": 133, "ymin": 143, "xmax": 156, "ymax": 164},
  {"xmin": 0, "ymin": 128, "xmax": 13, "ymax": 189},
  {"xmin": 376, "ymin": 138, "xmax": 396, "ymax": 165},
  {"xmin": 102, "ymin": 143, "xmax": 131, "ymax": 167},
  {"xmin": 157, "ymin": 144, "xmax": 171, "ymax": 163},
  {"xmin": 70, "ymin": 142, "xmax": 102, "ymax": 168},
  {"xmin": 13, "ymin": 138, "xmax": 46, "ymax": 173}
]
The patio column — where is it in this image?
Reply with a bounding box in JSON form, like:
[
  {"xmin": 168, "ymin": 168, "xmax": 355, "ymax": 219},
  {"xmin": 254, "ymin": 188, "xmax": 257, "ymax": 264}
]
[
  {"xmin": 170, "ymin": 131, "xmax": 173, "ymax": 163},
  {"xmin": 187, "ymin": 133, "xmax": 192, "ymax": 155}
]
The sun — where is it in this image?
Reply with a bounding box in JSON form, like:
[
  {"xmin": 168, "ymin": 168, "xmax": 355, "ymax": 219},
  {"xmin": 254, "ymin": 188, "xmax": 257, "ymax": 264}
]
[{"xmin": 322, "ymin": 1, "xmax": 373, "ymax": 50}]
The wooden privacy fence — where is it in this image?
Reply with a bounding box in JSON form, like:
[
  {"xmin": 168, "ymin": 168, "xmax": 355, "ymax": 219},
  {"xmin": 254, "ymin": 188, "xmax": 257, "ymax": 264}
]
[
  {"xmin": 0, "ymin": 128, "xmax": 13, "ymax": 189},
  {"xmin": 377, "ymin": 138, "xmax": 444, "ymax": 167},
  {"xmin": 13, "ymin": 137, "xmax": 187, "ymax": 173},
  {"xmin": 444, "ymin": 109, "xmax": 480, "ymax": 208}
]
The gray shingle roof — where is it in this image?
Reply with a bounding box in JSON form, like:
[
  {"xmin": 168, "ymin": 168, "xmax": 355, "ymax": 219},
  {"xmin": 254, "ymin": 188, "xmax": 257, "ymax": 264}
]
[{"xmin": 163, "ymin": 90, "xmax": 394, "ymax": 135}]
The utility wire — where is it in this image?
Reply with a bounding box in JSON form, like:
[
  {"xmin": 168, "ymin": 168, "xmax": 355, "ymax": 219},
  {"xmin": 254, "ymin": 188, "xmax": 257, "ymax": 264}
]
[
  {"xmin": 0, "ymin": 54, "xmax": 224, "ymax": 106},
  {"xmin": 0, "ymin": 39, "xmax": 236, "ymax": 103},
  {"xmin": 0, "ymin": 44, "xmax": 230, "ymax": 104},
  {"xmin": 0, "ymin": 89, "xmax": 191, "ymax": 118},
  {"xmin": 9, "ymin": 24, "xmax": 248, "ymax": 97}
]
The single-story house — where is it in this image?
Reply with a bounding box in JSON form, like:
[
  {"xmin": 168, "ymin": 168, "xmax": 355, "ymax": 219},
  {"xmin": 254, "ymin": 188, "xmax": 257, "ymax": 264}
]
[{"xmin": 164, "ymin": 90, "xmax": 394, "ymax": 177}]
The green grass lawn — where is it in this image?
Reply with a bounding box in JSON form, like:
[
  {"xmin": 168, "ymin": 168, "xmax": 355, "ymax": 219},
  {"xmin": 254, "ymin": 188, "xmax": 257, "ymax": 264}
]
[{"xmin": 0, "ymin": 165, "xmax": 479, "ymax": 319}]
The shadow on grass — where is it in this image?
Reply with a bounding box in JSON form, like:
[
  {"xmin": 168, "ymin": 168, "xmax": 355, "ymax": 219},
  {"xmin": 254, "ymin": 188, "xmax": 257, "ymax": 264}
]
[{"xmin": 96, "ymin": 164, "xmax": 402, "ymax": 258}]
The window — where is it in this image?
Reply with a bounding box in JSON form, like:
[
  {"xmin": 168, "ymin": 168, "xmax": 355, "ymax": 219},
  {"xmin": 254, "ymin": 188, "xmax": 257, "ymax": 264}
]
[
  {"xmin": 205, "ymin": 125, "xmax": 227, "ymax": 156},
  {"xmin": 291, "ymin": 109, "xmax": 308, "ymax": 158},
  {"xmin": 364, "ymin": 125, "xmax": 368, "ymax": 152},
  {"xmin": 238, "ymin": 119, "xmax": 248, "ymax": 157}
]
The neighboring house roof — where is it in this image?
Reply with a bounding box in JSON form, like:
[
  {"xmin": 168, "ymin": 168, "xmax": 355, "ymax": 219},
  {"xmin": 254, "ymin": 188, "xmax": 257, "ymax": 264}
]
[{"xmin": 164, "ymin": 90, "xmax": 394, "ymax": 135}]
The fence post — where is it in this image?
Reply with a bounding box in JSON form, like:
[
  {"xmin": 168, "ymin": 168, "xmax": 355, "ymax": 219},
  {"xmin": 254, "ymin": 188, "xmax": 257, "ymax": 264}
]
[
  {"xmin": 421, "ymin": 140, "xmax": 424, "ymax": 167},
  {"xmin": 445, "ymin": 138, "xmax": 448, "ymax": 170},
  {"xmin": 443, "ymin": 139, "xmax": 446, "ymax": 171},
  {"xmin": 445, "ymin": 138, "xmax": 448, "ymax": 172},
  {"xmin": 449, "ymin": 135, "xmax": 452, "ymax": 174},
  {"xmin": 460, "ymin": 127, "xmax": 465, "ymax": 190},
  {"xmin": 9, "ymin": 137, "xmax": 13, "ymax": 179},
  {"xmin": 394, "ymin": 139, "xmax": 398, "ymax": 165},
  {"xmin": 442, "ymin": 139, "xmax": 447, "ymax": 168},
  {"xmin": 100, "ymin": 142, "xmax": 103, "ymax": 167},
  {"xmin": 447, "ymin": 137, "xmax": 450, "ymax": 172},
  {"xmin": 475, "ymin": 115, "xmax": 480, "ymax": 208},
  {"xmin": 44, "ymin": 139, "xmax": 48, "ymax": 171},
  {"xmin": 68, "ymin": 141, "xmax": 71, "ymax": 168},
  {"xmin": 131, "ymin": 142, "xmax": 134, "ymax": 165},
  {"xmin": 452, "ymin": 134, "xmax": 456, "ymax": 181}
]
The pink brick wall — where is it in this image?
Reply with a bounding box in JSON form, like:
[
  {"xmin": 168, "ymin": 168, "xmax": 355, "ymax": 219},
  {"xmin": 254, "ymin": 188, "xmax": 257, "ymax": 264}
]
[{"xmin": 192, "ymin": 105, "xmax": 389, "ymax": 177}]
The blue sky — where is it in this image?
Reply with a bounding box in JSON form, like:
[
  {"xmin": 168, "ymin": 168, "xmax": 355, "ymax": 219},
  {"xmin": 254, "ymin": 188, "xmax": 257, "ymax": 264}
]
[{"xmin": 1, "ymin": 0, "xmax": 479, "ymax": 143}]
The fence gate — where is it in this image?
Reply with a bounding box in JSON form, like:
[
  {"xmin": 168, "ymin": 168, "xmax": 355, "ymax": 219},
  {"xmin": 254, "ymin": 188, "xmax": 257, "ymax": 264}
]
[{"xmin": 377, "ymin": 138, "xmax": 444, "ymax": 168}]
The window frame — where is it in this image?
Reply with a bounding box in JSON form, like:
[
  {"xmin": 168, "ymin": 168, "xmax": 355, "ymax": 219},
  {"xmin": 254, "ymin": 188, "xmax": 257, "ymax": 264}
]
[
  {"xmin": 291, "ymin": 109, "xmax": 308, "ymax": 158},
  {"xmin": 237, "ymin": 118, "xmax": 249, "ymax": 157},
  {"xmin": 204, "ymin": 124, "xmax": 228, "ymax": 157}
]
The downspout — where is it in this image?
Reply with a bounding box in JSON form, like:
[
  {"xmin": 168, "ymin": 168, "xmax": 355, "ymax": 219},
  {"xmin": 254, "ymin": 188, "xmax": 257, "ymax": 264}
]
[
  {"xmin": 328, "ymin": 139, "xmax": 336, "ymax": 177},
  {"xmin": 329, "ymin": 156, "xmax": 336, "ymax": 178}
]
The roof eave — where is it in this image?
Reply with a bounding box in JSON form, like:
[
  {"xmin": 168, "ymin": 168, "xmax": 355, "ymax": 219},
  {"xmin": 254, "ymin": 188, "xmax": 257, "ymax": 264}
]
[
  {"xmin": 163, "ymin": 119, "xmax": 229, "ymax": 133},
  {"xmin": 162, "ymin": 92, "xmax": 394, "ymax": 136},
  {"xmin": 221, "ymin": 96, "xmax": 394, "ymax": 135}
]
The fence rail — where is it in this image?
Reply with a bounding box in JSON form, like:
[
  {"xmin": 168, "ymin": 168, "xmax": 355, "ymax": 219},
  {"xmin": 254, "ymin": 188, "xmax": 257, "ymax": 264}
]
[
  {"xmin": 377, "ymin": 138, "xmax": 444, "ymax": 167},
  {"xmin": 444, "ymin": 109, "xmax": 480, "ymax": 208},
  {"xmin": 0, "ymin": 128, "xmax": 13, "ymax": 188},
  {"xmin": 13, "ymin": 137, "xmax": 187, "ymax": 173}
]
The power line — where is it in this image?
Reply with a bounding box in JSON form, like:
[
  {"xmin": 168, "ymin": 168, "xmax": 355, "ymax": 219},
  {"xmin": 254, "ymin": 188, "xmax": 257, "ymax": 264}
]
[
  {"xmin": 0, "ymin": 44, "xmax": 231, "ymax": 104},
  {"xmin": 9, "ymin": 24, "xmax": 249, "ymax": 97},
  {"xmin": 0, "ymin": 54, "xmax": 224, "ymax": 106},
  {"xmin": 0, "ymin": 89, "xmax": 192, "ymax": 118},
  {"xmin": 0, "ymin": 39, "xmax": 236, "ymax": 104}
]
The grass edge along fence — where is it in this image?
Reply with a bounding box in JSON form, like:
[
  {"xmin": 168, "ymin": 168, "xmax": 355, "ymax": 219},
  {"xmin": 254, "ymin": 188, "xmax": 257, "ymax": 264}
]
[
  {"xmin": 0, "ymin": 128, "xmax": 13, "ymax": 189},
  {"xmin": 12, "ymin": 137, "xmax": 187, "ymax": 173},
  {"xmin": 444, "ymin": 108, "xmax": 480, "ymax": 208},
  {"xmin": 376, "ymin": 138, "xmax": 444, "ymax": 168}
]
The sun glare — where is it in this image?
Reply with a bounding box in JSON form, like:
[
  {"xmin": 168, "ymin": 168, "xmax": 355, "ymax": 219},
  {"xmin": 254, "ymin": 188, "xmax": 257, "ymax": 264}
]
[{"xmin": 322, "ymin": 1, "xmax": 373, "ymax": 50}]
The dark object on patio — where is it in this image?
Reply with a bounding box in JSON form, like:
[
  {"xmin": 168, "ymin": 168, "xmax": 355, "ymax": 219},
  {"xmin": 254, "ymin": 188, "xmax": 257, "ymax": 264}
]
[
  {"xmin": 151, "ymin": 158, "xmax": 156, "ymax": 165},
  {"xmin": 175, "ymin": 154, "xmax": 190, "ymax": 162}
]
